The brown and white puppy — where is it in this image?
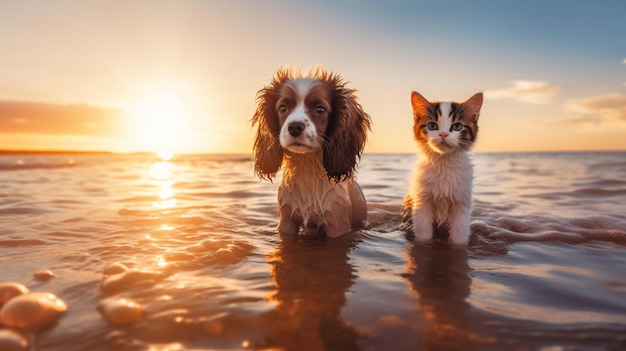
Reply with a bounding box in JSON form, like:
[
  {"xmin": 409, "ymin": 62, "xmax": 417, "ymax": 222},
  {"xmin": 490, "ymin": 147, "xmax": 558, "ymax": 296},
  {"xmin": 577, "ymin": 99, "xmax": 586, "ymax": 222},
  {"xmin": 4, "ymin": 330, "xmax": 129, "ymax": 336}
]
[{"xmin": 252, "ymin": 68, "xmax": 371, "ymax": 237}]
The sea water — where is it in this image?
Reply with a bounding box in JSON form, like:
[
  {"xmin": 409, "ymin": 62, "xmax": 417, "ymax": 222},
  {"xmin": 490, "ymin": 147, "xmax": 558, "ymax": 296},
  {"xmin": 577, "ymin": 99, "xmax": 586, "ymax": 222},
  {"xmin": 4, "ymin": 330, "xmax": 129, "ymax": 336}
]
[{"xmin": 0, "ymin": 152, "xmax": 625, "ymax": 350}]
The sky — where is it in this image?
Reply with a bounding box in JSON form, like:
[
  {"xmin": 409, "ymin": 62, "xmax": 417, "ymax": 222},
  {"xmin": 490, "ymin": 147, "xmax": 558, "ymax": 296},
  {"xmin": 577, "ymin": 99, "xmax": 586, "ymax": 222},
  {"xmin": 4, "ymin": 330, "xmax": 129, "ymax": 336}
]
[{"xmin": 1, "ymin": 0, "xmax": 626, "ymax": 154}]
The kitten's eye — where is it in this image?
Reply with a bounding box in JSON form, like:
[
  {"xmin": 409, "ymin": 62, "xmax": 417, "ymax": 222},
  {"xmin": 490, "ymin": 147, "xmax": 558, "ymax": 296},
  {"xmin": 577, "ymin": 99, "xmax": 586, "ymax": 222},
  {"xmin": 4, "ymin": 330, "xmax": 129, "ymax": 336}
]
[
  {"xmin": 451, "ymin": 123, "xmax": 463, "ymax": 131},
  {"xmin": 427, "ymin": 122, "xmax": 438, "ymax": 131},
  {"xmin": 278, "ymin": 105, "xmax": 288, "ymax": 114},
  {"xmin": 315, "ymin": 106, "xmax": 326, "ymax": 115}
]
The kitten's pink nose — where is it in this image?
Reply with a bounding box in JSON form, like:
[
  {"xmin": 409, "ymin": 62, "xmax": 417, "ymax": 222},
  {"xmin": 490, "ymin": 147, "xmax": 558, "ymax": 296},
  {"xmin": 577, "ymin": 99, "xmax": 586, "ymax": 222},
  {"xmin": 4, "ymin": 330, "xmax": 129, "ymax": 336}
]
[{"xmin": 439, "ymin": 132, "xmax": 448, "ymax": 139}]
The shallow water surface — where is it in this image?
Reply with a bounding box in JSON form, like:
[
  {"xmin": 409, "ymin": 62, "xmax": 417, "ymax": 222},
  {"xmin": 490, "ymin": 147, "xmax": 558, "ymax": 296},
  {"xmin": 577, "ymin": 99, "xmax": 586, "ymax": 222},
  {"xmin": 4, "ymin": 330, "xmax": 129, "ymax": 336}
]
[{"xmin": 1, "ymin": 152, "xmax": 625, "ymax": 350}]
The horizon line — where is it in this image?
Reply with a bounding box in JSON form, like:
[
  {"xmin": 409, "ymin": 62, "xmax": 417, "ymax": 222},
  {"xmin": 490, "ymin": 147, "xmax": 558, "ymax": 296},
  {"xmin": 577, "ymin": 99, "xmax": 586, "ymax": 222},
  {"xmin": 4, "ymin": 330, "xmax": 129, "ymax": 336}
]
[{"xmin": 1, "ymin": 148, "xmax": 625, "ymax": 156}]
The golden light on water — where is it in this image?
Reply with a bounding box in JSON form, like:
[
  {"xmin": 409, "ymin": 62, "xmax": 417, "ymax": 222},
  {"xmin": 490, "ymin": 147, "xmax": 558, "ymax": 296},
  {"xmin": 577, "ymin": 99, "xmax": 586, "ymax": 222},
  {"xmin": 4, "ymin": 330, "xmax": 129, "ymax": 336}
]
[
  {"xmin": 156, "ymin": 255, "xmax": 168, "ymax": 268},
  {"xmin": 157, "ymin": 152, "xmax": 174, "ymax": 161},
  {"xmin": 149, "ymin": 161, "xmax": 176, "ymax": 209},
  {"xmin": 150, "ymin": 162, "xmax": 172, "ymax": 180}
]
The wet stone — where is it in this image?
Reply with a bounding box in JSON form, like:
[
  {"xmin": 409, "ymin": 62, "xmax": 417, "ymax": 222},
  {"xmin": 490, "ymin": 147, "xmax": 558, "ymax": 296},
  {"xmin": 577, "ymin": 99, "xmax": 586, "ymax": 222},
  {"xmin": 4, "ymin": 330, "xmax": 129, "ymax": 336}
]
[
  {"xmin": 0, "ymin": 292, "xmax": 67, "ymax": 331},
  {"xmin": 33, "ymin": 269, "xmax": 56, "ymax": 282},
  {"xmin": 100, "ymin": 269, "xmax": 167, "ymax": 295},
  {"xmin": 102, "ymin": 262, "xmax": 129, "ymax": 276},
  {"xmin": 0, "ymin": 282, "xmax": 29, "ymax": 305},
  {"xmin": 0, "ymin": 329, "xmax": 30, "ymax": 351},
  {"xmin": 97, "ymin": 297, "xmax": 142, "ymax": 326}
]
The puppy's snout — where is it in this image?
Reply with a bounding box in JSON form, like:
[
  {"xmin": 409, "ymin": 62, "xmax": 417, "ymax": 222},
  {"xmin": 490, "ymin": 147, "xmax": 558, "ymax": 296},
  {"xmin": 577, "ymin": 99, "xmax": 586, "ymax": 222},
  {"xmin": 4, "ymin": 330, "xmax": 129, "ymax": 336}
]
[{"xmin": 287, "ymin": 122, "xmax": 305, "ymax": 137}]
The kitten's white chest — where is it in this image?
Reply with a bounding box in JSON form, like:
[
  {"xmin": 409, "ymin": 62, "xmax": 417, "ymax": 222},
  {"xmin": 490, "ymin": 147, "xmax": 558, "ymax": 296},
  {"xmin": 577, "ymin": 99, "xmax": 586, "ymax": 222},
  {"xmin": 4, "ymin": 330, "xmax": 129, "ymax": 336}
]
[
  {"xmin": 407, "ymin": 152, "xmax": 474, "ymax": 244},
  {"xmin": 410, "ymin": 152, "xmax": 473, "ymax": 211}
]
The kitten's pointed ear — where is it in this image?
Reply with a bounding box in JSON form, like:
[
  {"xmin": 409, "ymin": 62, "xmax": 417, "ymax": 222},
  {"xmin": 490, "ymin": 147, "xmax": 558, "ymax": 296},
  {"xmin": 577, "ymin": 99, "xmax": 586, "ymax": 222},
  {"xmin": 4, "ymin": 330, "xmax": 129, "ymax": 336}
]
[
  {"xmin": 411, "ymin": 91, "xmax": 430, "ymax": 116},
  {"xmin": 463, "ymin": 92, "xmax": 483, "ymax": 122}
]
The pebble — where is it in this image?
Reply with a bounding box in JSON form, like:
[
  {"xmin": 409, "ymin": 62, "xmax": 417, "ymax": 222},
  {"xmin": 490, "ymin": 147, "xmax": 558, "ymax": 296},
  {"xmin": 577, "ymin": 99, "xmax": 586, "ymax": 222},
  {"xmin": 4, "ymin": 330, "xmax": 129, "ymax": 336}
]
[
  {"xmin": 203, "ymin": 319, "xmax": 225, "ymax": 336},
  {"xmin": 0, "ymin": 282, "xmax": 29, "ymax": 305},
  {"xmin": 0, "ymin": 292, "xmax": 67, "ymax": 331},
  {"xmin": 33, "ymin": 269, "xmax": 56, "ymax": 281},
  {"xmin": 102, "ymin": 262, "xmax": 129, "ymax": 276},
  {"xmin": 100, "ymin": 269, "xmax": 166, "ymax": 295},
  {"xmin": 97, "ymin": 297, "xmax": 142, "ymax": 325},
  {"xmin": 0, "ymin": 329, "xmax": 30, "ymax": 351},
  {"xmin": 201, "ymin": 312, "xmax": 227, "ymax": 336}
]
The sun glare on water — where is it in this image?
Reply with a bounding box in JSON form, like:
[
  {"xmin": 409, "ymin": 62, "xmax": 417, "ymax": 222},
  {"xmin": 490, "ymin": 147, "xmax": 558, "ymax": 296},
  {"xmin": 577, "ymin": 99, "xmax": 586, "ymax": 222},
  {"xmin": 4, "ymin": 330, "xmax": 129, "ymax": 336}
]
[
  {"xmin": 149, "ymin": 161, "xmax": 176, "ymax": 209},
  {"xmin": 130, "ymin": 90, "xmax": 194, "ymax": 159}
]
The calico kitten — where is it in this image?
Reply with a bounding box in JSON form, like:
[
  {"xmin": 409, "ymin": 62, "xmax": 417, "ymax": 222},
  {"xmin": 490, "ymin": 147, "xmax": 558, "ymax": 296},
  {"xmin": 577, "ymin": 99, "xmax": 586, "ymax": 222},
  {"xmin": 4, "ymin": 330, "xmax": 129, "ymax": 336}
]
[{"xmin": 402, "ymin": 91, "xmax": 483, "ymax": 245}]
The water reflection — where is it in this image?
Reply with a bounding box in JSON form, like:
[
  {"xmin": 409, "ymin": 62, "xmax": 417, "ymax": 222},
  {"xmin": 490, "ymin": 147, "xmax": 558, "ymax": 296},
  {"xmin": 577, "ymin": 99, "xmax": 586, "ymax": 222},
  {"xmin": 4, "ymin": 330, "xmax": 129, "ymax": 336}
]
[
  {"xmin": 261, "ymin": 234, "xmax": 361, "ymax": 351},
  {"xmin": 404, "ymin": 243, "xmax": 473, "ymax": 350},
  {"xmin": 149, "ymin": 161, "xmax": 177, "ymax": 209},
  {"xmin": 150, "ymin": 161, "xmax": 173, "ymax": 179}
]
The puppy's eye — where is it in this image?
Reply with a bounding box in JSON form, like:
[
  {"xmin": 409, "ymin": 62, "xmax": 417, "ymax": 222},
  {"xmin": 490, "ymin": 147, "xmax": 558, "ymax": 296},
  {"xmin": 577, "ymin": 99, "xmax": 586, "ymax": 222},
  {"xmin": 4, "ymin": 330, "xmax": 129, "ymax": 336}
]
[
  {"xmin": 278, "ymin": 105, "xmax": 288, "ymax": 114},
  {"xmin": 315, "ymin": 106, "xmax": 326, "ymax": 115},
  {"xmin": 427, "ymin": 122, "xmax": 438, "ymax": 131},
  {"xmin": 451, "ymin": 123, "xmax": 463, "ymax": 131}
]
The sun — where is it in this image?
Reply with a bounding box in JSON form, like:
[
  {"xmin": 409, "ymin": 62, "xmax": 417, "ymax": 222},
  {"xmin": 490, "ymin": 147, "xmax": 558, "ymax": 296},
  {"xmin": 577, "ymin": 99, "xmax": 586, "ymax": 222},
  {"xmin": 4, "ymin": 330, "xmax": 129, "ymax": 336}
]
[{"xmin": 129, "ymin": 90, "xmax": 194, "ymax": 158}]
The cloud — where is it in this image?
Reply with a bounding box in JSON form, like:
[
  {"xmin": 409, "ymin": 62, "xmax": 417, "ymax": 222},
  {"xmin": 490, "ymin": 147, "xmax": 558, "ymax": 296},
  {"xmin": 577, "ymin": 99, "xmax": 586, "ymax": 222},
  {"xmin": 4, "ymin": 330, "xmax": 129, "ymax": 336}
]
[
  {"xmin": 566, "ymin": 93, "xmax": 626, "ymax": 123},
  {"xmin": 485, "ymin": 80, "xmax": 561, "ymax": 104},
  {"xmin": 0, "ymin": 101, "xmax": 127, "ymax": 136}
]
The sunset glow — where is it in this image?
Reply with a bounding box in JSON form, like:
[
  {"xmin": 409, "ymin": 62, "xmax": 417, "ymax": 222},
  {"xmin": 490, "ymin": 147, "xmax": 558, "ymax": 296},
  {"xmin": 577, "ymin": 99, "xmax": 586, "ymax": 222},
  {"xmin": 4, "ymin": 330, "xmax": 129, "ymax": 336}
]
[
  {"xmin": 0, "ymin": 1, "xmax": 625, "ymax": 154},
  {"xmin": 129, "ymin": 91, "xmax": 193, "ymax": 157}
]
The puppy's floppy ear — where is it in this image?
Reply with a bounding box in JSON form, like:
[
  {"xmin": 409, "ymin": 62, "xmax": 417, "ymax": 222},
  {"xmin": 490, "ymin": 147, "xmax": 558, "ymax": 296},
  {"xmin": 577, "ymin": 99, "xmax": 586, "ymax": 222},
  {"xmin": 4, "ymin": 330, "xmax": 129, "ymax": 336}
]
[
  {"xmin": 323, "ymin": 77, "xmax": 372, "ymax": 182},
  {"xmin": 252, "ymin": 81, "xmax": 283, "ymax": 180}
]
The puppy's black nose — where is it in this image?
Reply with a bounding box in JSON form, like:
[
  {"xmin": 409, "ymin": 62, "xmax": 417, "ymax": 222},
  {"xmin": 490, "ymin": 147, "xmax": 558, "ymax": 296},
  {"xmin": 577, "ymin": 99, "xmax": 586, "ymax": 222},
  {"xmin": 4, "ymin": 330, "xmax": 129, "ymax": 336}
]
[{"xmin": 287, "ymin": 122, "xmax": 305, "ymax": 137}]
